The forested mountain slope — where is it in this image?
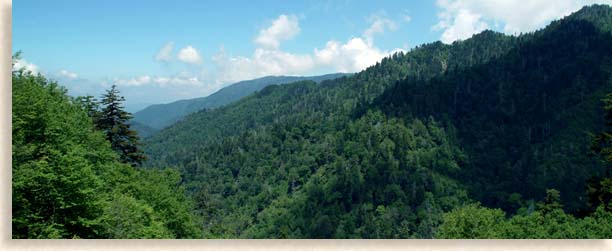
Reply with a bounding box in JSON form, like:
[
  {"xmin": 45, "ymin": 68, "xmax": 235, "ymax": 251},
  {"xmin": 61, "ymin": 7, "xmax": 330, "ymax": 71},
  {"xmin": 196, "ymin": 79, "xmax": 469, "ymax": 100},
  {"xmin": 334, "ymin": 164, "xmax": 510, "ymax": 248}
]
[
  {"xmin": 129, "ymin": 120, "xmax": 157, "ymax": 138},
  {"xmin": 132, "ymin": 73, "xmax": 349, "ymax": 131},
  {"xmin": 145, "ymin": 30, "xmax": 516, "ymax": 164},
  {"xmin": 142, "ymin": 5, "xmax": 612, "ymax": 238},
  {"xmin": 373, "ymin": 6, "xmax": 612, "ymax": 212},
  {"xmin": 12, "ymin": 68, "xmax": 201, "ymax": 238}
]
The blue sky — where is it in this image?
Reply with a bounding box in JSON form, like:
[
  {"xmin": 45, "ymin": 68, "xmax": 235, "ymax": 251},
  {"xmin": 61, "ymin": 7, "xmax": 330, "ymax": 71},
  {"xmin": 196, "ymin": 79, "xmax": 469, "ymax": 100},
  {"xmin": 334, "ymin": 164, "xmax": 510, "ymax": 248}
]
[{"xmin": 13, "ymin": 0, "xmax": 611, "ymax": 111}]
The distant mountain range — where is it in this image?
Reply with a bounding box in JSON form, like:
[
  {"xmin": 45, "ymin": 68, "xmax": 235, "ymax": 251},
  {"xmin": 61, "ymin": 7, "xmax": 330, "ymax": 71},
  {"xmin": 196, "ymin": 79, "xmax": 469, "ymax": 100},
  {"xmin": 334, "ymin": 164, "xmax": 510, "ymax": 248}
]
[
  {"xmin": 141, "ymin": 5, "xmax": 612, "ymax": 238},
  {"xmin": 131, "ymin": 73, "xmax": 350, "ymax": 134}
]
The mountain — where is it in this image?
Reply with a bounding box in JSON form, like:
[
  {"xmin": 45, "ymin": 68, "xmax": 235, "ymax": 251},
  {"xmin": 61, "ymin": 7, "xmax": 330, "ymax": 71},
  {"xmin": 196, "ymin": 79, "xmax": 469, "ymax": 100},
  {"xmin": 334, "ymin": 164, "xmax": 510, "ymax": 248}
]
[
  {"xmin": 132, "ymin": 73, "xmax": 350, "ymax": 131},
  {"xmin": 124, "ymin": 101, "xmax": 154, "ymax": 113},
  {"xmin": 12, "ymin": 64, "xmax": 201, "ymax": 238},
  {"xmin": 129, "ymin": 120, "xmax": 158, "ymax": 138},
  {"xmin": 372, "ymin": 6, "xmax": 612, "ymax": 212},
  {"xmin": 142, "ymin": 5, "xmax": 612, "ymax": 238}
]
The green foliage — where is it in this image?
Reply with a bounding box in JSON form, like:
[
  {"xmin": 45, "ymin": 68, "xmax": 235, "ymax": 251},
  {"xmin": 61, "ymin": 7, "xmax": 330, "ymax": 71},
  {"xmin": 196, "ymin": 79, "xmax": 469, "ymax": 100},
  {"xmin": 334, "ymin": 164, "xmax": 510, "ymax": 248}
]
[
  {"xmin": 138, "ymin": 5, "xmax": 612, "ymax": 238},
  {"xmin": 12, "ymin": 69, "xmax": 110, "ymax": 238},
  {"xmin": 132, "ymin": 73, "xmax": 349, "ymax": 131},
  {"xmin": 537, "ymin": 189, "xmax": 563, "ymax": 214},
  {"xmin": 100, "ymin": 194, "xmax": 171, "ymax": 238},
  {"xmin": 437, "ymin": 200, "xmax": 612, "ymax": 238},
  {"xmin": 97, "ymin": 85, "xmax": 146, "ymax": 166},
  {"xmin": 586, "ymin": 177, "xmax": 612, "ymax": 211},
  {"xmin": 147, "ymin": 109, "xmax": 469, "ymax": 238},
  {"xmin": 374, "ymin": 7, "xmax": 612, "ymax": 212},
  {"xmin": 99, "ymin": 167, "xmax": 201, "ymax": 238},
  {"xmin": 129, "ymin": 121, "xmax": 157, "ymax": 138},
  {"xmin": 589, "ymin": 92, "xmax": 612, "ymax": 211},
  {"xmin": 436, "ymin": 203, "xmax": 507, "ymax": 239},
  {"xmin": 75, "ymin": 95, "xmax": 101, "ymax": 123},
  {"xmin": 13, "ymin": 4, "xmax": 612, "ymax": 239},
  {"xmin": 591, "ymin": 93, "xmax": 612, "ymax": 163},
  {"xmin": 12, "ymin": 66, "xmax": 201, "ymax": 238}
]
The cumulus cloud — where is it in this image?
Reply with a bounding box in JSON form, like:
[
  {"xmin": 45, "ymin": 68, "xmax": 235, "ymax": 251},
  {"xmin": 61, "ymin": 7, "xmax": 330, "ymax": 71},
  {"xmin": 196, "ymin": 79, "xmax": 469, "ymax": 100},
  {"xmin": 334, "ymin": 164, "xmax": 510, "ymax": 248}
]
[
  {"xmin": 435, "ymin": 8, "xmax": 489, "ymax": 44},
  {"xmin": 58, "ymin": 69, "xmax": 78, "ymax": 80},
  {"xmin": 13, "ymin": 58, "xmax": 40, "ymax": 75},
  {"xmin": 314, "ymin": 13, "xmax": 404, "ymax": 73},
  {"xmin": 314, "ymin": 38, "xmax": 400, "ymax": 73},
  {"xmin": 113, "ymin": 12, "xmax": 406, "ymax": 103},
  {"xmin": 177, "ymin": 46, "xmax": 202, "ymax": 64},
  {"xmin": 213, "ymin": 12, "xmax": 404, "ymax": 83},
  {"xmin": 434, "ymin": 0, "xmax": 612, "ymax": 44},
  {"xmin": 213, "ymin": 47, "xmax": 315, "ymax": 84},
  {"xmin": 254, "ymin": 14, "xmax": 301, "ymax": 49},
  {"xmin": 156, "ymin": 42, "xmax": 174, "ymax": 62}
]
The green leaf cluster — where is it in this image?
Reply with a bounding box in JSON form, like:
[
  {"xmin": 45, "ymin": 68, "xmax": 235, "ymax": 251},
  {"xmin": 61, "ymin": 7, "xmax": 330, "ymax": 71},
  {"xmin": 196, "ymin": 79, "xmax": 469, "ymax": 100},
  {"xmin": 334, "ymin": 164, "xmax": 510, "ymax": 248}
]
[{"xmin": 12, "ymin": 66, "xmax": 201, "ymax": 238}]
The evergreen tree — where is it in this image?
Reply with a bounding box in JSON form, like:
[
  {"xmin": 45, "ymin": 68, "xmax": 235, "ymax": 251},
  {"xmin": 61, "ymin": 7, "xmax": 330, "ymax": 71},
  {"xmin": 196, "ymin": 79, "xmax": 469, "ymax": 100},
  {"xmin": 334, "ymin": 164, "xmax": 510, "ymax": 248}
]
[
  {"xmin": 589, "ymin": 93, "xmax": 612, "ymax": 210},
  {"xmin": 12, "ymin": 62, "xmax": 201, "ymax": 238},
  {"xmin": 591, "ymin": 93, "xmax": 612, "ymax": 165},
  {"xmin": 98, "ymin": 84, "xmax": 146, "ymax": 166},
  {"xmin": 76, "ymin": 95, "xmax": 101, "ymax": 124},
  {"xmin": 537, "ymin": 189, "xmax": 563, "ymax": 214}
]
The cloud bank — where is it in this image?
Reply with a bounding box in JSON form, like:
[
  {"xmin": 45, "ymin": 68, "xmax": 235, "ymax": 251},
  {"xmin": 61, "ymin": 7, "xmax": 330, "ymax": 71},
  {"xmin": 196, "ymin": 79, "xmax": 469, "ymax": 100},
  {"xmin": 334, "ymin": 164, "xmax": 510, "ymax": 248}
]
[
  {"xmin": 212, "ymin": 13, "xmax": 403, "ymax": 84},
  {"xmin": 115, "ymin": 13, "xmax": 404, "ymax": 97}
]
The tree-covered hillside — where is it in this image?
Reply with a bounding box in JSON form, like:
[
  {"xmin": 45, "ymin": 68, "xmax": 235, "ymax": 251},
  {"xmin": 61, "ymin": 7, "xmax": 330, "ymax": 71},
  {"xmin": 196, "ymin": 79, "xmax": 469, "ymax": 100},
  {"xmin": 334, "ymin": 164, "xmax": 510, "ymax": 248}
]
[
  {"xmin": 141, "ymin": 5, "xmax": 612, "ymax": 238},
  {"xmin": 132, "ymin": 73, "xmax": 350, "ymax": 131},
  {"xmin": 13, "ymin": 4, "xmax": 612, "ymax": 239},
  {"xmin": 373, "ymin": 7, "xmax": 612, "ymax": 212},
  {"xmin": 12, "ymin": 62, "xmax": 201, "ymax": 238}
]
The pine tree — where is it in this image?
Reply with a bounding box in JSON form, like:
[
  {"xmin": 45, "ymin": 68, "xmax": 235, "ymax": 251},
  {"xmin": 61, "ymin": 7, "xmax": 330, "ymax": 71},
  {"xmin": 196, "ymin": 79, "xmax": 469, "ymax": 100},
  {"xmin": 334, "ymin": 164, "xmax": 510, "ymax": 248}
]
[
  {"xmin": 98, "ymin": 84, "xmax": 146, "ymax": 166},
  {"xmin": 76, "ymin": 95, "xmax": 101, "ymax": 124},
  {"xmin": 537, "ymin": 189, "xmax": 563, "ymax": 214},
  {"xmin": 592, "ymin": 93, "xmax": 612, "ymax": 165},
  {"xmin": 589, "ymin": 93, "xmax": 612, "ymax": 210}
]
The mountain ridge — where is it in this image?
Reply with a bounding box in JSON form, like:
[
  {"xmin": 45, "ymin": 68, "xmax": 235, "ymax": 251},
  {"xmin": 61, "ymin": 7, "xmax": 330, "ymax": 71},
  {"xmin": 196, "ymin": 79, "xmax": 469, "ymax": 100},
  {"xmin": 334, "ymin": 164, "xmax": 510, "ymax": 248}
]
[
  {"xmin": 142, "ymin": 4, "xmax": 612, "ymax": 238},
  {"xmin": 132, "ymin": 73, "xmax": 350, "ymax": 132}
]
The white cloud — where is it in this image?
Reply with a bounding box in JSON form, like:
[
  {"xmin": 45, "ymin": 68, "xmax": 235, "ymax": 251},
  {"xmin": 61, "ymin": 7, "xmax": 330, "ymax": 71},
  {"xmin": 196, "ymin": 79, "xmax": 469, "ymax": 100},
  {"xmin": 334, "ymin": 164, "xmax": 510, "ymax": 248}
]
[
  {"xmin": 436, "ymin": 8, "xmax": 489, "ymax": 44},
  {"xmin": 114, "ymin": 75, "xmax": 152, "ymax": 87},
  {"xmin": 211, "ymin": 12, "xmax": 407, "ymax": 84},
  {"xmin": 58, "ymin": 69, "xmax": 78, "ymax": 80},
  {"xmin": 314, "ymin": 13, "xmax": 404, "ymax": 73},
  {"xmin": 152, "ymin": 72, "xmax": 203, "ymax": 87},
  {"xmin": 314, "ymin": 38, "xmax": 399, "ymax": 73},
  {"xmin": 363, "ymin": 13, "xmax": 398, "ymax": 44},
  {"xmin": 213, "ymin": 48, "xmax": 315, "ymax": 84},
  {"xmin": 156, "ymin": 42, "xmax": 174, "ymax": 62},
  {"xmin": 434, "ymin": 0, "xmax": 612, "ymax": 44},
  {"xmin": 13, "ymin": 58, "xmax": 40, "ymax": 75},
  {"xmin": 254, "ymin": 14, "xmax": 301, "ymax": 49},
  {"xmin": 213, "ymin": 13, "xmax": 404, "ymax": 83},
  {"xmin": 110, "ymin": 12, "xmax": 406, "ymax": 103},
  {"xmin": 114, "ymin": 72, "xmax": 204, "ymax": 88},
  {"xmin": 177, "ymin": 46, "xmax": 202, "ymax": 64}
]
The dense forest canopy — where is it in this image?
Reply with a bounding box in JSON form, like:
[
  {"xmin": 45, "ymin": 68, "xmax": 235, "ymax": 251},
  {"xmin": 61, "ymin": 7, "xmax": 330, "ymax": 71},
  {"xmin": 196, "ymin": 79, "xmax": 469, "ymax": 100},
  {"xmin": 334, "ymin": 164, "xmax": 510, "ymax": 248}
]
[
  {"xmin": 12, "ymin": 4, "xmax": 612, "ymax": 239},
  {"xmin": 132, "ymin": 73, "xmax": 350, "ymax": 133},
  {"xmin": 373, "ymin": 9, "xmax": 612, "ymax": 212},
  {"xmin": 12, "ymin": 60, "xmax": 201, "ymax": 238},
  {"xmin": 142, "ymin": 5, "xmax": 612, "ymax": 238}
]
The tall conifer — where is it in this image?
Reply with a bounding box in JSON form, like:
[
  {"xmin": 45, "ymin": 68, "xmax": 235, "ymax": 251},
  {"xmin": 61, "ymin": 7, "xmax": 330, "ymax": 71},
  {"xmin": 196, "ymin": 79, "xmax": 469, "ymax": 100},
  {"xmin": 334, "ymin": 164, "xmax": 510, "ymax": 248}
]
[{"xmin": 98, "ymin": 84, "xmax": 146, "ymax": 166}]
